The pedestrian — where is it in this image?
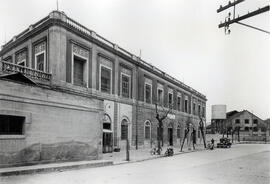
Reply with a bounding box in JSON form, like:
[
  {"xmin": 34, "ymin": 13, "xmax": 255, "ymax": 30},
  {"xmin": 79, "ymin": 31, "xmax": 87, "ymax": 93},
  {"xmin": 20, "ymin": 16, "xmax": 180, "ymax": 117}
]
[
  {"xmin": 211, "ymin": 138, "xmax": 215, "ymax": 149},
  {"xmin": 192, "ymin": 129, "xmax": 196, "ymax": 150}
]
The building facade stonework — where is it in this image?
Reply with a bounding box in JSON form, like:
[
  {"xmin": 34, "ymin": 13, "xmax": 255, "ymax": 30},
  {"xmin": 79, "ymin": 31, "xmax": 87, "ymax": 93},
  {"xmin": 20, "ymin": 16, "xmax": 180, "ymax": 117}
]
[{"xmin": 0, "ymin": 11, "xmax": 206, "ymax": 167}]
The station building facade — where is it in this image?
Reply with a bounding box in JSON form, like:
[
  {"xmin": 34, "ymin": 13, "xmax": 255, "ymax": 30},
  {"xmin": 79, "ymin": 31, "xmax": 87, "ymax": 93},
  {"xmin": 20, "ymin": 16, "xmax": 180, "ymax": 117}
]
[{"xmin": 0, "ymin": 11, "xmax": 206, "ymax": 167}]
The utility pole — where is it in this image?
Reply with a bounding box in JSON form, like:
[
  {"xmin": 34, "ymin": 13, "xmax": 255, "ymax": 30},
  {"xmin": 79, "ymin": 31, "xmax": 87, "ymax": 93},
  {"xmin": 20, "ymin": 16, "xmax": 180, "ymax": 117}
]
[{"xmin": 217, "ymin": 1, "xmax": 270, "ymax": 35}]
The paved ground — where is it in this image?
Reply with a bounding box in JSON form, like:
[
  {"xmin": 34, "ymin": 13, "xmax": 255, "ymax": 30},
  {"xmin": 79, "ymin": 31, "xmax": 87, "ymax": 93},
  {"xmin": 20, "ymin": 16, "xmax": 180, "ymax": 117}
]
[{"xmin": 0, "ymin": 144, "xmax": 269, "ymax": 184}]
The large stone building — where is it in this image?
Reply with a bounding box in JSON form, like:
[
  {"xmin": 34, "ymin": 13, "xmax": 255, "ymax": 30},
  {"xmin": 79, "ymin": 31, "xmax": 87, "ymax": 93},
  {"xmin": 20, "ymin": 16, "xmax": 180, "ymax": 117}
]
[
  {"xmin": 225, "ymin": 110, "xmax": 269, "ymax": 141},
  {"xmin": 0, "ymin": 11, "xmax": 206, "ymax": 167}
]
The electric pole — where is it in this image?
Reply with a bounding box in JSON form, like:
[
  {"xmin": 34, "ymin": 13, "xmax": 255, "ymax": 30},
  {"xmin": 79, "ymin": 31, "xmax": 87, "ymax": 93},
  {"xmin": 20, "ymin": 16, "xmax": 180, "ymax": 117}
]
[{"xmin": 217, "ymin": 0, "xmax": 270, "ymax": 35}]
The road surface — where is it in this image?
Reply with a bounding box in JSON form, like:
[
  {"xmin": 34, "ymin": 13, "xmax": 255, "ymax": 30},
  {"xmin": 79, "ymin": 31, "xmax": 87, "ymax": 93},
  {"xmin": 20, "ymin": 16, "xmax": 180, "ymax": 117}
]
[{"xmin": 1, "ymin": 144, "xmax": 269, "ymax": 184}]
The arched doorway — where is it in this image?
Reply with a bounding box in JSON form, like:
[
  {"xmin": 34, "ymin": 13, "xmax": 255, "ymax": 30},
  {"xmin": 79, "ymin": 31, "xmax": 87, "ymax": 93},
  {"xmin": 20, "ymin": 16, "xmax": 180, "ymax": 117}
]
[
  {"xmin": 103, "ymin": 114, "xmax": 113, "ymax": 153},
  {"xmin": 120, "ymin": 118, "xmax": 131, "ymax": 149},
  {"xmin": 144, "ymin": 120, "xmax": 151, "ymax": 147}
]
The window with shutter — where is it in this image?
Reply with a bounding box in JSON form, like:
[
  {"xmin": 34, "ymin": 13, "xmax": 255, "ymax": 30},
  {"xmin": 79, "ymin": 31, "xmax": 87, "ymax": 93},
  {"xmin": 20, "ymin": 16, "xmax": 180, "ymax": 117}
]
[
  {"xmin": 101, "ymin": 66, "xmax": 111, "ymax": 93},
  {"xmin": 73, "ymin": 56, "xmax": 84, "ymax": 86}
]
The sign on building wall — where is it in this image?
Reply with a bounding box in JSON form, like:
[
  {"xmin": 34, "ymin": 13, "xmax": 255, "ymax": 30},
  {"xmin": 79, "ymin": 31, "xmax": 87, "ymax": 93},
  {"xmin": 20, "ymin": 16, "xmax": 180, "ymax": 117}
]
[{"xmin": 167, "ymin": 113, "xmax": 176, "ymax": 120}]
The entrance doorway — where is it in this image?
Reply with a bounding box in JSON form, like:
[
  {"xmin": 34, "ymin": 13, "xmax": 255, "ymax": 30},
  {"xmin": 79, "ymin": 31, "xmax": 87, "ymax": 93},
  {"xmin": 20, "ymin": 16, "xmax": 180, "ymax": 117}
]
[
  {"xmin": 168, "ymin": 128, "xmax": 173, "ymax": 146},
  {"xmin": 157, "ymin": 127, "xmax": 164, "ymax": 146},
  {"xmin": 102, "ymin": 114, "xmax": 113, "ymax": 153}
]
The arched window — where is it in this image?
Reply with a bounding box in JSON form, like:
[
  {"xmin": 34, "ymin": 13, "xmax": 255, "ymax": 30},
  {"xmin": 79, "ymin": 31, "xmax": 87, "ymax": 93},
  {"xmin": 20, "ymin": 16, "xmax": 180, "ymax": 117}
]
[
  {"xmin": 121, "ymin": 119, "xmax": 128, "ymax": 140},
  {"xmin": 177, "ymin": 125, "xmax": 181, "ymax": 139},
  {"xmin": 103, "ymin": 114, "xmax": 111, "ymax": 130},
  {"xmin": 144, "ymin": 120, "xmax": 151, "ymax": 139}
]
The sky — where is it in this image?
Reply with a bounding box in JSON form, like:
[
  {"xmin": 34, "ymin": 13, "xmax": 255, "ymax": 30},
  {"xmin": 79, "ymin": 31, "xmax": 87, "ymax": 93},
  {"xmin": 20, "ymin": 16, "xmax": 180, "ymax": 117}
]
[{"xmin": 0, "ymin": 0, "xmax": 269, "ymax": 122}]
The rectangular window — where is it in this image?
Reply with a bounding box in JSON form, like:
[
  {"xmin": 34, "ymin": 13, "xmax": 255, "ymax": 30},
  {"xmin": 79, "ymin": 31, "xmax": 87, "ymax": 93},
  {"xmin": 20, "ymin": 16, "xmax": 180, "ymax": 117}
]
[
  {"xmin": 244, "ymin": 127, "xmax": 249, "ymax": 131},
  {"xmin": 0, "ymin": 115, "xmax": 24, "ymax": 135},
  {"xmin": 34, "ymin": 41, "xmax": 46, "ymax": 72},
  {"xmin": 168, "ymin": 93, "xmax": 173, "ymax": 107},
  {"xmin": 235, "ymin": 119, "xmax": 240, "ymax": 124},
  {"xmin": 73, "ymin": 56, "xmax": 85, "ymax": 86},
  {"xmin": 36, "ymin": 53, "xmax": 45, "ymax": 72},
  {"xmin": 157, "ymin": 89, "xmax": 163, "ymax": 105},
  {"xmin": 245, "ymin": 119, "xmax": 249, "ymax": 124},
  {"xmin": 193, "ymin": 103, "xmax": 196, "ymax": 115},
  {"xmin": 198, "ymin": 105, "xmax": 201, "ymax": 117},
  {"xmin": 101, "ymin": 66, "xmax": 111, "ymax": 93},
  {"xmin": 145, "ymin": 83, "xmax": 152, "ymax": 104},
  {"xmin": 253, "ymin": 127, "xmax": 258, "ymax": 132},
  {"xmin": 185, "ymin": 99, "xmax": 188, "ymax": 113},
  {"xmin": 253, "ymin": 119, "xmax": 258, "ymax": 124},
  {"xmin": 202, "ymin": 107, "xmax": 205, "ymax": 117},
  {"xmin": 121, "ymin": 74, "xmax": 130, "ymax": 98},
  {"xmin": 177, "ymin": 97, "xmax": 181, "ymax": 111}
]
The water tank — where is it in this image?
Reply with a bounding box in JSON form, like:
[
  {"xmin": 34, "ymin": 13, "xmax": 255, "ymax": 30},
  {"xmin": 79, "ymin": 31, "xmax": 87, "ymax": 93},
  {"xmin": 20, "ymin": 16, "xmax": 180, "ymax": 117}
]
[{"xmin": 211, "ymin": 105, "xmax": 226, "ymax": 119}]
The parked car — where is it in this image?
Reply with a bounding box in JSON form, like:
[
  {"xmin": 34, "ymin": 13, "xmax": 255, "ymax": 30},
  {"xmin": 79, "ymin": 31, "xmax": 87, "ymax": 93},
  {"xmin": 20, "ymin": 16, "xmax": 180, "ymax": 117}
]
[{"xmin": 217, "ymin": 138, "xmax": 232, "ymax": 148}]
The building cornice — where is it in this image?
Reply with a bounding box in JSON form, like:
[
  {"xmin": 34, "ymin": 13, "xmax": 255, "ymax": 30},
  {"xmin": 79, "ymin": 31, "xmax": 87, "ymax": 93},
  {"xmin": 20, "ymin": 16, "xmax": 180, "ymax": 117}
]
[{"xmin": 0, "ymin": 11, "xmax": 207, "ymax": 100}]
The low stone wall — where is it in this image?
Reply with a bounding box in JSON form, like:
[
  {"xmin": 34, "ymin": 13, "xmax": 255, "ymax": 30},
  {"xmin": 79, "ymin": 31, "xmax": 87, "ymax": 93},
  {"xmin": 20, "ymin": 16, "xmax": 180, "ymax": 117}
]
[{"xmin": 0, "ymin": 80, "xmax": 103, "ymax": 167}]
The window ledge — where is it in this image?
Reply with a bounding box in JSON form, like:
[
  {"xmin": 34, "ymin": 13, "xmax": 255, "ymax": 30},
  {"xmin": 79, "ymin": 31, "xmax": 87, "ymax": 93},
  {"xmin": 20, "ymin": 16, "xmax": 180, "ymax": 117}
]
[{"xmin": 0, "ymin": 135, "xmax": 26, "ymax": 139}]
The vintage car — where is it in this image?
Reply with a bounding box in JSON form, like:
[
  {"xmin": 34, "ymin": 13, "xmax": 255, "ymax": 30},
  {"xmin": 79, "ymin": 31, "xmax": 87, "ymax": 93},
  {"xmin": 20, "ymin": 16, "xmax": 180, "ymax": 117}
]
[{"xmin": 217, "ymin": 138, "xmax": 232, "ymax": 148}]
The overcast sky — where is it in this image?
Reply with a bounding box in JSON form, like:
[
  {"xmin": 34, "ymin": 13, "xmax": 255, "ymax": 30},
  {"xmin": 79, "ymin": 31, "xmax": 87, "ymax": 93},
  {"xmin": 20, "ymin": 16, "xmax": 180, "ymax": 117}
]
[{"xmin": 0, "ymin": 0, "xmax": 269, "ymax": 122}]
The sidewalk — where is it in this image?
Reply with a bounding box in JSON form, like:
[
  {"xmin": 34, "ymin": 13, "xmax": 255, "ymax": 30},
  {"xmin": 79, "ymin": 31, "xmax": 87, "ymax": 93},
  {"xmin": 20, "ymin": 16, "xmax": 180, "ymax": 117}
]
[
  {"xmin": 103, "ymin": 143, "xmax": 206, "ymax": 164},
  {"xmin": 0, "ymin": 143, "xmax": 207, "ymax": 177},
  {"xmin": 0, "ymin": 160, "xmax": 113, "ymax": 176}
]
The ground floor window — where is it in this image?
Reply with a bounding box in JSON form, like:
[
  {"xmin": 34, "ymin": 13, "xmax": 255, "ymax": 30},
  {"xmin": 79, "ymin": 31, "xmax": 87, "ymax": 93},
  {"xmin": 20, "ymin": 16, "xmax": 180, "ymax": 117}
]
[
  {"xmin": 0, "ymin": 115, "xmax": 24, "ymax": 135},
  {"xmin": 177, "ymin": 125, "xmax": 181, "ymax": 139},
  {"xmin": 145, "ymin": 121, "xmax": 151, "ymax": 139},
  {"xmin": 121, "ymin": 119, "xmax": 128, "ymax": 140}
]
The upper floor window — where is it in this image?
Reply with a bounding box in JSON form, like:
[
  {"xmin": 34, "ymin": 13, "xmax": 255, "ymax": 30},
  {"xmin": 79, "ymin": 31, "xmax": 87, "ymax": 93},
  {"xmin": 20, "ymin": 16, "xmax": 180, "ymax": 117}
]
[
  {"xmin": 145, "ymin": 83, "xmax": 152, "ymax": 104},
  {"xmin": 100, "ymin": 66, "xmax": 112, "ymax": 93},
  {"xmin": 99, "ymin": 56, "xmax": 113, "ymax": 93},
  {"xmin": 253, "ymin": 119, "xmax": 258, "ymax": 124},
  {"xmin": 0, "ymin": 115, "xmax": 24, "ymax": 135},
  {"xmin": 72, "ymin": 44, "xmax": 89, "ymax": 87},
  {"xmin": 202, "ymin": 107, "xmax": 205, "ymax": 117},
  {"xmin": 168, "ymin": 92, "xmax": 173, "ymax": 107},
  {"xmin": 15, "ymin": 49, "xmax": 27, "ymax": 67},
  {"xmin": 34, "ymin": 41, "xmax": 46, "ymax": 72},
  {"xmin": 198, "ymin": 105, "xmax": 201, "ymax": 117},
  {"xmin": 177, "ymin": 96, "xmax": 181, "ymax": 111},
  {"xmin": 235, "ymin": 119, "xmax": 240, "ymax": 124},
  {"xmin": 144, "ymin": 78, "xmax": 152, "ymax": 104},
  {"xmin": 184, "ymin": 98, "xmax": 188, "ymax": 113},
  {"xmin": 245, "ymin": 119, "xmax": 249, "ymax": 124},
  {"xmin": 120, "ymin": 67, "xmax": 132, "ymax": 98},
  {"xmin": 73, "ymin": 55, "xmax": 87, "ymax": 86},
  {"xmin": 121, "ymin": 74, "xmax": 130, "ymax": 98},
  {"xmin": 157, "ymin": 88, "xmax": 164, "ymax": 105},
  {"xmin": 193, "ymin": 102, "xmax": 196, "ymax": 115}
]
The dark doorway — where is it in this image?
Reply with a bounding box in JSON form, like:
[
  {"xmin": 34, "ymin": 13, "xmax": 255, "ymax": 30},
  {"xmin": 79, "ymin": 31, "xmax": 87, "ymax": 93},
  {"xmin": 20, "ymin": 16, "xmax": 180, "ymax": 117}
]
[
  {"xmin": 103, "ymin": 132, "xmax": 113, "ymax": 153},
  {"xmin": 168, "ymin": 128, "xmax": 173, "ymax": 146},
  {"xmin": 157, "ymin": 127, "xmax": 164, "ymax": 146}
]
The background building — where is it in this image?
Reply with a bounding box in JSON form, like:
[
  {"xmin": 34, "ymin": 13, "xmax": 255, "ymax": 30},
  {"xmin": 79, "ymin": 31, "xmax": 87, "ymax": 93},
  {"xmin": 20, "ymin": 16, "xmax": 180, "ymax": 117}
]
[
  {"xmin": 0, "ymin": 11, "xmax": 206, "ymax": 167},
  {"xmin": 225, "ymin": 110, "xmax": 269, "ymax": 142},
  {"xmin": 211, "ymin": 105, "xmax": 226, "ymax": 133}
]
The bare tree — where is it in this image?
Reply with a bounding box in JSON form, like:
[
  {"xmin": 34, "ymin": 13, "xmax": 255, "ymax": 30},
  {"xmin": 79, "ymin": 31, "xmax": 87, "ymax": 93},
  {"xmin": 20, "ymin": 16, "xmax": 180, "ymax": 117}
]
[
  {"xmin": 199, "ymin": 117, "xmax": 207, "ymax": 148},
  {"xmin": 155, "ymin": 103, "xmax": 172, "ymax": 155}
]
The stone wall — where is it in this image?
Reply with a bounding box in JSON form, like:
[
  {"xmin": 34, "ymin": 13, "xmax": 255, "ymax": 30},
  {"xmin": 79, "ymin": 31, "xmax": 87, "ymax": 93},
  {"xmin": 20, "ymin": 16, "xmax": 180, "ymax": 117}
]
[{"xmin": 0, "ymin": 80, "xmax": 103, "ymax": 167}]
